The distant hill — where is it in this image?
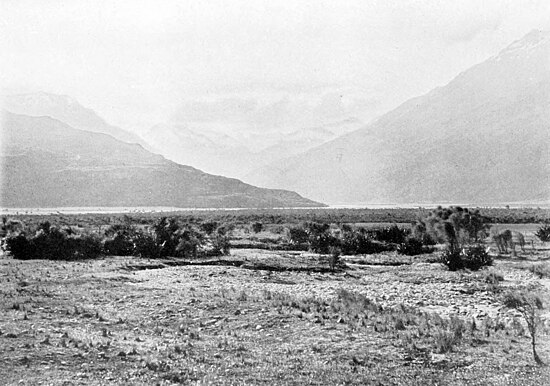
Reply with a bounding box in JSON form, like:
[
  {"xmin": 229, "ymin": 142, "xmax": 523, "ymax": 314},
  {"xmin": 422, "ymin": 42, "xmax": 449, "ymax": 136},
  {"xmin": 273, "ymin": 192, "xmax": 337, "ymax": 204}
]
[
  {"xmin": 0, "ymin": 112, "xmax": 324, "ymax": 208},
  {"xmin": 246, "ymin": 30, "xmax": 550, "ymax": 205},
  {"xmin": 143, "ymin": 118, "xmax": 364, "ymax": 179},
  {"xmin": 3, "ymin": 92, "xmax": 153, "ymax": 151}
]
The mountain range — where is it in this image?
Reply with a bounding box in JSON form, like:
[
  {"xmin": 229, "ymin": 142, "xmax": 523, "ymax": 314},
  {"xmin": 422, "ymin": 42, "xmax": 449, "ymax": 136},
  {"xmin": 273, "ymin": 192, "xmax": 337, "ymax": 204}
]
[
  {"xmin": 4, "ymin": 92, "xmax": 154, "ymax": 152},
  {"xmin": 143, "ymin": 118, "xmax": 364, "ymax": 178},
  {"xmin": 245, "ymin": 29, "xmax": 550, "ymax": 205},
  {"xmin": 0, "ymin": 111, "xmax": 323, "ymax": 208},
  {"xmin": 3, "ymin": 30, "xmax": 548, "ymax": 208}
]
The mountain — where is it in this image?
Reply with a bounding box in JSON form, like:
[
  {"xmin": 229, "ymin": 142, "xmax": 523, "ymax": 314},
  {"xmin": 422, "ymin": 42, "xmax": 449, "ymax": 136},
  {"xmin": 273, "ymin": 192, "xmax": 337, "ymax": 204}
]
[
  {"xmin": 0, "ymin": 112, "xmax": 324, "ymax": 208},
  {"xmin": 143, "ymin": 122, "xmax": 257, "ymax": 178},
  {"xmin": 245, "ymin": 30, "xmax": 550, "ymax": 205},
  {"xmin": 3, "ymin": 92, "xmax": 153, "ymax": 150},
  {"xmin": 143, "ymin": 118, "xmax": 364, "ymax": 178}
]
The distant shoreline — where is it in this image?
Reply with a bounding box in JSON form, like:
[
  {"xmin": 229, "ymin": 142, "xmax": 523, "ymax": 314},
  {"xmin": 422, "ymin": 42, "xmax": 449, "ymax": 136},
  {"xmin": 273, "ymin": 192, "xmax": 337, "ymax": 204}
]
[{"xmin": 2, "ymin": 203, "xmax": 549, "ymax": 215}]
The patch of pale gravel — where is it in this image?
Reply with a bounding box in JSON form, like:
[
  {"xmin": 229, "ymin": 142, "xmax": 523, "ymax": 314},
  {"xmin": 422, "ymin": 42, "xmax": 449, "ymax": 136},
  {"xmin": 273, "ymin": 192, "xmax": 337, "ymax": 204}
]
[{"xmin": 128, "ymin": 259, "xmax": 547, "ymax": 326}]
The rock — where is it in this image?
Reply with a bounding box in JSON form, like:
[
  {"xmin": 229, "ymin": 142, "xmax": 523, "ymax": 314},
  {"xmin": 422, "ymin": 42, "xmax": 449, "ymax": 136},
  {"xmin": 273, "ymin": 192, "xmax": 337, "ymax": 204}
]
[{"xmin": 431, "ymin": 353, "xmax": 447, "ymax": 364}]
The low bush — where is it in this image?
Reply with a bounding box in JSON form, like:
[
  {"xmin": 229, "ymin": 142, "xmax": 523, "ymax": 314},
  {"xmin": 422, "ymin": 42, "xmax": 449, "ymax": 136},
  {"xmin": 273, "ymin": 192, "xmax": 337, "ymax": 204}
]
[
  {"xmin": 199, "ymin": 221, "xmax": 218, "ymax": 235},
  {"xmin": 70, "ymin": 233, "xmax": 103, "ymax": 259},
  {"xmin": 104, "ymin": 234, "xmax": 135, "ymax": 256},
  {"xmin": 3, "ymin": 233, "xmax": 35, "ymax": 260},
  {"xmin": 4, "ymin": 223, "xmax": 103, "ymax": 260},
  {"xmin": 462, "ymin": 244, "xmax": 492, "ymax": 270},
  {"xmin": 209, "ymin": 234, "xmax": 231, "ymax": 257},
  {"xmin": 340, "ymin": 230, "xmax": 390, "ymax": 255},
  {"xmin": 535, "ymin": 224, "xmax": 550, "ymax": 242},
  {"xmin": 396, "ymin": 237, "xmax": 425, "ymax": 256},
  {"xmin": 251, "ymin": 222, "xmax": 263, "ymax": 233},
  {"xmin": 305, "ymin": 222, "xmax": 338, "ymax": 254},
  {"xmin": 440, "ymin": 248, "xmax": 464, "ymax": 271},
  {"xmin": 133, "ymin": 231, "xmax": 162, "ymax": 259},
  {"xmin": 288, "ymin": 226, "xmax": 308, "ymax": 244},
  {"xmin": 370, "ymin": 225, "xmax": 410, "ymax": 244},
  {"xmin": 440, "ymin": 244, "xmax": 492, "ymax": 271}
]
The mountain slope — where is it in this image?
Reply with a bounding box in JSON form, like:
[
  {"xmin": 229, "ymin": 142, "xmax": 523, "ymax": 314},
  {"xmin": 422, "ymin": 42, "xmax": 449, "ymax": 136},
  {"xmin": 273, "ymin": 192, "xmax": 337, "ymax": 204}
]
[
  {"xmin": 246, "ymin": 30, "xmax": 550, "ymax": 205},
  {"xmin": 143, "ymin": 118, "xmax": 364, "ymax": 179},
  {"xmin": 0, "ymin": 112, "xmax": 324, "ymax": 208},
  {"xmin": 3, "ymin": 92, "xmax": 153, "ymax": 150}
]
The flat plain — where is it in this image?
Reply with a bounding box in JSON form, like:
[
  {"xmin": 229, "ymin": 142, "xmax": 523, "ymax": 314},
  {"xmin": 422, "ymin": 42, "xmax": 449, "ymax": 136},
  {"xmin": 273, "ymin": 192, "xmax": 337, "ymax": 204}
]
[{"xmin": 1, "ymin": 209, "xmax": 550, "ymax": 385}]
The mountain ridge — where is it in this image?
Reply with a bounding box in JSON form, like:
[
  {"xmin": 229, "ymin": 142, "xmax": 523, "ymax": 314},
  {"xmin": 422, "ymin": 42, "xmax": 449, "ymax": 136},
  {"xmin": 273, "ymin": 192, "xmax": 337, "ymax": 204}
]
[
  {"xmin": 3, "ymin": 92, "xmax": 154, "ymax": 151},
  {"xmin": 0, "ymin": 111, "xmax": 325, "ymax": 208},
  {"xmin": 245, "ymin": 30, "xmax": 550, "ymax": 205}
]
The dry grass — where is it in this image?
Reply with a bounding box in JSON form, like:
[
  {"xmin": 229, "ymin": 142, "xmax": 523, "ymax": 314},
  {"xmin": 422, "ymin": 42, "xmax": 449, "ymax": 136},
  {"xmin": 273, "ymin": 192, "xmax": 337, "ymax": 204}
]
[{"xmin": 1, "ymin": 244, "xmax": 550, "ymax": 385}]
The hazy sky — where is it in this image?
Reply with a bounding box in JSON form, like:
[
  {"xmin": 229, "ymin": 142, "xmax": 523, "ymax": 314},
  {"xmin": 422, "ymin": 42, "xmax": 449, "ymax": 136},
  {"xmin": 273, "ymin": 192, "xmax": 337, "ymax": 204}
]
[{"xmin": 1, "ymin": 0, "xmax": 549, "ymax": 132}]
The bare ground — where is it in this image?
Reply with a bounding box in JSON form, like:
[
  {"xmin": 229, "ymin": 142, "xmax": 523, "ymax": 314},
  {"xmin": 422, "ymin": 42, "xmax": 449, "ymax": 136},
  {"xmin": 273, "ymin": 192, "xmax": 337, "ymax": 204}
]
[{"xmin": 1, "ymin": 245, "xmax": 550, "ymax": 385}]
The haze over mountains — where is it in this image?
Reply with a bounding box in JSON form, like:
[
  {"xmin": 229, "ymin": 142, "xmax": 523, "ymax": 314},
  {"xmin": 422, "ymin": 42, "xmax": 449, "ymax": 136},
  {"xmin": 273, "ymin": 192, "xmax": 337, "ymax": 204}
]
[
  {"xmin": 2, "ymin": 29, "xmax": 548, "ymax": 208},
  {"xmin": 142, "ymin": 92, "xmax": 368, "ymax": 178},
  {"xmin": 0, "ymin": 111, "xmax": 323, "ymax": 208},
  {"xmin": 4, "ymin": 92, "xmax": 154, "ymax": 152},
  {"xmin": 246, "ymin": 29, "xmax": 550, "ymax": 205}
]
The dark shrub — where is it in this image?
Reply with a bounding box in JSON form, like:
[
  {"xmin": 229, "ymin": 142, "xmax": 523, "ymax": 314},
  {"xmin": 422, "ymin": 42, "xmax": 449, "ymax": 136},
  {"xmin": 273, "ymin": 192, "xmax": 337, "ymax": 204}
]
[
  {"xmin": 535, "ymin": 224, "xmax": 550, "ymax": 242},
  {"xmin": 103, "ymin": 224, "xmax": 138, "ymax": 256},
  {"xmin": 414, "ymin": 206, "xmax": 489, "ymax": 248},
  {"xmin": 175, "ymin": 227, "xmax": 204, "ymax": 258},
  {"xmin": 5, "ymin": 226, "xmax": 103, "ymax": 261},
  {"xmin": 340, "ymin": 230, "xmax": 387, "ymax": 255},
  {"xmin": 210, "ymin": 234, "xmax": 231, "ymax": 256},
  {"xmin": 251, "ymin": 222, "xmax": 263, "ymax": 233},
  {"xmin": 200, "ymin": 221, "xmax": 218, "ymax": 235},
  {"xmin": 104, "ymin": 234, "xmax": 135, "ymax": 256},
  {"xmin": 328, "ymin": 246, "xmax": 341, "ymax": 271},
  {"xmin": 397, "ymin": 237, "xmax": 428, "ymax": 256},
  {"xmin": 153, "ymin": 217, "xmax": 182, "ymax": 257},
  {"xmin": 288, "ymin": 226, "xmax": 308, "ymax": 244},
  {"xmin": 371, "ymin": 225, "xmax": 410, "ymax": 244},
  {"xmin": 133, "ymin": 231, "xmax": 162, "ymax": 259},
  {"xmin": 462, "ymin": 244, "xmax": 492, "ymax": 270},
  {"xmin": 32, "ymin": 226, "xmax": 73, "ymax": 260},
  {"xmin": 70, "ymin": 233, "xmax": 103, "ymax": 260},
  {"xmin": 305, "ymin": 222, "xmax": 338, "ymax": 254},
  {"xmin": 440, "ymin": 244, "xmax": 492, "ymax": 271},
  {"xmin": 4, "ymin": 233, "xmax": 35, "ymax": 260},
  {"xmin": 440, "ymin": 248, "xmax": 464, "ymax": 271}
]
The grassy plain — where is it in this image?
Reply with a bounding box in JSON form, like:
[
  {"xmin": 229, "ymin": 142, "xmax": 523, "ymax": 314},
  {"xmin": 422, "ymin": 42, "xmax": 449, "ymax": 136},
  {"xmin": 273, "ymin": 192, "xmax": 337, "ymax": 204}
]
[{"xmin": 1, "ymin": 208, "xmax": 550, "ymax": 385}]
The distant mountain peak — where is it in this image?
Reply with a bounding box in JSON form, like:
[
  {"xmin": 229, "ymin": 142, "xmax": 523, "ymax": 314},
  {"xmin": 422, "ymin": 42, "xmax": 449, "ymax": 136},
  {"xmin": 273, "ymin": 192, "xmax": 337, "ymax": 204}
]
[
  {"xmin": 1, "ymin": 111, "xmax": 325, "ymax": 208},
  {"xmin": 246, "ymin": 31, "xmax": 550, "ymax": 205},
  {"xmin": 496, "ymin": 29, "xmax": 550, "ymax": 58},
  {"xmin": 4, "ymin": 91, "xmax": 153, "ymax": 150}
]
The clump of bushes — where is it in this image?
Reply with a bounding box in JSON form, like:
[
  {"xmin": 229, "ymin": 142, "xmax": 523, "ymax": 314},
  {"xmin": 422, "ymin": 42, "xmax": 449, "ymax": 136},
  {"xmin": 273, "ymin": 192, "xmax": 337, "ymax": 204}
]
[
  {"xmin": 535, "ymin": 224, "xmax": 550, "ymax": 242},
  {"xmin": 412, "ymin": 206, "xmax": 492, "ymax": 271},
  {"xmin": 4, "ymin": 221, "xmax": 102, "ymax": 260},
  {"xmin": 251, "ymin": 222, "xmax": 263, "ymax": 233},
  {"xmin": 339, "ymin": 227, "xmax": 390, "ymax": 255},
  {"xmin": 304, "ymin": 222, "xmax": 339, "ymax": 254},
  {"xmin": 287, "ymin": 226, "xmax": 309, "ymax": 245},
  {"xmin": 3, "ymin": 218, "xmax": 230, "ymax": 260},
  {"xmin": 369, "ymin": 224, "xmax": 410, "ymax": 244},
  {"xmin": 103, "ymin": 224, "xmax": 136, "ymax": 256},
  {"xmin": 397, "ymin": 237, "xmax": 426, "ymax": 256},
  {"xmin": 413, "ymin": 206, "xmax": 489, "ymax": 248},
  {"xmin": 287, "ymin": 222, "xmax": 395, "ymax": 256},
  {"xmin": 440, "ymin": 244, "xmax": 492, "ymax": 271}
]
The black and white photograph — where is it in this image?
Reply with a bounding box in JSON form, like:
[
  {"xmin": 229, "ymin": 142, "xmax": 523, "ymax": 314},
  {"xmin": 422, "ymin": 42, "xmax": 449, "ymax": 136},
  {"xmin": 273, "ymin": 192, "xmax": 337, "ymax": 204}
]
[{"xmin": 1, "ymin": 0, "xmax": 549, "ymax": 384}]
